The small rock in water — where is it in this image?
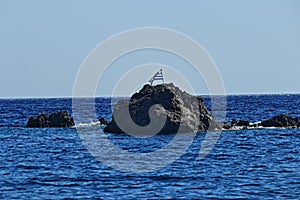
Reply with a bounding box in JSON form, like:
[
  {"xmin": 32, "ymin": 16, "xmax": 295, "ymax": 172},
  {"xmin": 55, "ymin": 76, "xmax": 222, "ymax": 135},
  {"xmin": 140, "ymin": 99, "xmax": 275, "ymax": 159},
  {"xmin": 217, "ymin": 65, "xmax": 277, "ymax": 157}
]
[
  {"xmin": 226, "ymin": 114, "xmax": 300, "ymax": 130},
  {"xmin": 222, "ymin": 122, "xmax": 232, "ymax": 130},
  {"xmin": 98, "ymin": 118, "xmax": 108, "ymax": 125},
  {"xmin": 237, "ymin": 120, "xmax": 250, "ymax": 126},
  {"xmin": 25, "ymin": 111, "xmax": 74, "ymax": 128},
  {"xmin": 231, "ymin": 119, "xmax": 238, "ymax": 126},
  {"xmin": 259, "ymin": 114, "xmax": 297, "ymax": 127}
]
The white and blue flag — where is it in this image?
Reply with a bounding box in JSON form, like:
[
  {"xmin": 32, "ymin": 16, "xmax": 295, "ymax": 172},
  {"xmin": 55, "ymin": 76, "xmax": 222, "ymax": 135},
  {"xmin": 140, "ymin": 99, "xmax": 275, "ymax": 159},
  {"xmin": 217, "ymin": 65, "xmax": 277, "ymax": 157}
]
[{"xmin": 149, "ymin": 69, "xmax": 164, "ymax": 85}]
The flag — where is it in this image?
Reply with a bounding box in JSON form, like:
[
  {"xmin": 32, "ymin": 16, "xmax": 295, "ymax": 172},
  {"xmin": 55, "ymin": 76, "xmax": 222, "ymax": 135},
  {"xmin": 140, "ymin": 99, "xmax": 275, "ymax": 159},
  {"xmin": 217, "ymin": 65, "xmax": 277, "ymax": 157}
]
[{"xmin": 149, "ymin": 69, "xmax": 164, "ymax": 85}]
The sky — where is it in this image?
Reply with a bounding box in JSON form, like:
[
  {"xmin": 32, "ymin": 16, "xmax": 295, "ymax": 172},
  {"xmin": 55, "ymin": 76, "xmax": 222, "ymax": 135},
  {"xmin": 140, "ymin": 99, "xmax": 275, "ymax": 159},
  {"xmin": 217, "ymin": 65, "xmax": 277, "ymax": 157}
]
[{"xmin": 0, "ymin": 0, "xmax": 300, "ymax": 98}]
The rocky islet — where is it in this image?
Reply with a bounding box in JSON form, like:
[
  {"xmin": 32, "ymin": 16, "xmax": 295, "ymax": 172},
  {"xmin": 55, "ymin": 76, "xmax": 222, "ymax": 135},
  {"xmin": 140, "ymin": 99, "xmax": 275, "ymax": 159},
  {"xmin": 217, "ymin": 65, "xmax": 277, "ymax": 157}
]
[{"xmin": 25, "ymin": 83, "xmax": 300, "ymax": 132}]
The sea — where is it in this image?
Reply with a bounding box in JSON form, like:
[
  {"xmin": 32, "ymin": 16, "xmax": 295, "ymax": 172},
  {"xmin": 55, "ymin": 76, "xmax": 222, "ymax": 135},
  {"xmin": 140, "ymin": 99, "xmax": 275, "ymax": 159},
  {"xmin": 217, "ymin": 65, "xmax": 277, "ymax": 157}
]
[{"xmin": 0, "ymin": 95, "xmax": 300, "ymax": 199}]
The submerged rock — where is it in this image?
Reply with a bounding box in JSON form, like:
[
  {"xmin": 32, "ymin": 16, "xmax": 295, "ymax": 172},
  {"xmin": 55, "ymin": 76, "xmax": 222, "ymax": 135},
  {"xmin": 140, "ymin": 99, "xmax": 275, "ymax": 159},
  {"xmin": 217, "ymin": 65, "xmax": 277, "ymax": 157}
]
[
  {"xmin": 104, "ymin": 83, "xmax": 219, "ymax": 134},
  {"xmin": 25, "ymin": 111, "xmax": 74, "ymax": 128}
]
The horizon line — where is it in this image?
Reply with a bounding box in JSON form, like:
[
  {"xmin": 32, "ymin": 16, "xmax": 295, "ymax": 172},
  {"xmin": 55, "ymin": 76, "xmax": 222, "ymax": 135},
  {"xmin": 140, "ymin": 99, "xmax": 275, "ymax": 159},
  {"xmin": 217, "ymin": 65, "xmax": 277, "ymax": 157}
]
[{"xmin": 1, "ymin": 91, "xmax": 300, "ymax": 99}]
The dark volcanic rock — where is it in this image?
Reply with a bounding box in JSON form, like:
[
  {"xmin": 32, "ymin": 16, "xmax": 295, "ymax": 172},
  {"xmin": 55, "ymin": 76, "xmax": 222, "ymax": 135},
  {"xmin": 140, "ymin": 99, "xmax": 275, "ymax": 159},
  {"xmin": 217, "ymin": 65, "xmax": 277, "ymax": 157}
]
[
  {"xmin": 260, "ymin": 114, "xmax": 297, "ymax": 127},
  {"xmin": 231, "ymin": 119, "xmax": 238, "ymax": 126},
  {"xmin": 225, "ymin": 114, "xmax": 300, "ymax": 130},
  {"xmin": 99, "ymin": 118, "xmax": 108, "ymax": 125},
  {"xmin": 237, "ymin": 120, "xmax": 250, "ymax": 126},
  {"xmin": 104, "ymin": 83, "xmax": 218, "ymax": 134},
  {"xmin": 25, "ymin": 111, "xmax": 74, "ymax": 128},
  {"xmin": 222, "ymin": 122, "xmax": 232, "ymax": 130}
]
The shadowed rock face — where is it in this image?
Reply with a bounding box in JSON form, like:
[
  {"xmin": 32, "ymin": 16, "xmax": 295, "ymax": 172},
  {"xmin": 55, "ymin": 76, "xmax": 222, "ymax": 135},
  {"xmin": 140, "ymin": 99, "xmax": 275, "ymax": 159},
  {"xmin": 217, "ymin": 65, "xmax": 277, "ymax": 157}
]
[
  {"xmin": 259, "ymin": 114, "xmax": 299, "ymax": 127},
  {"xmin": 25, "ymin": 111, "xmax": 74, "ymax": 128},
  {"xmin": 104, "ymin": 83, "xmax": 217, "ymax": 134}
]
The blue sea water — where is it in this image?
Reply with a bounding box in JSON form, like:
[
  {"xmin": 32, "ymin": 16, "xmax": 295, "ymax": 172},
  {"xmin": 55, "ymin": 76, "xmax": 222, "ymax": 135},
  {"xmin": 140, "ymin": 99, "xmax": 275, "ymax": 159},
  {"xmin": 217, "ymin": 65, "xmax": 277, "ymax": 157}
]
[{"xmin": 0, "ymin": 95, "xmax": 300, "ymax": 199}]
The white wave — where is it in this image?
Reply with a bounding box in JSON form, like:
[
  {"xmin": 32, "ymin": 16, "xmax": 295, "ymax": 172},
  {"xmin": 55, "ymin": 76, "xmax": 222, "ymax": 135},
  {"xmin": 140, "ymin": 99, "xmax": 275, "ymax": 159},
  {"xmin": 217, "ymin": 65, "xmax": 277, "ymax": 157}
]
[
  {"xmin": 223, "ymin": 125, "xmax": 287, "ymax": 131},
  {"xmin": 249, "ymin": 121, "xmax": 261, "ymax": 126},
  {"xmin": 75, "ymin": 121, "xmax": 101, "ymax": 128}
]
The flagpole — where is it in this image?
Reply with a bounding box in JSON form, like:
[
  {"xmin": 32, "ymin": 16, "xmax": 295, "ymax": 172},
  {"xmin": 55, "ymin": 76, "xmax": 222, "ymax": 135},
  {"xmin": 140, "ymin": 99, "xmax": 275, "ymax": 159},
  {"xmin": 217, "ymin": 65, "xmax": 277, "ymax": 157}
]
[{"xmin": 162, "ymin": 68, "xmax": 164, "ymax": 84}]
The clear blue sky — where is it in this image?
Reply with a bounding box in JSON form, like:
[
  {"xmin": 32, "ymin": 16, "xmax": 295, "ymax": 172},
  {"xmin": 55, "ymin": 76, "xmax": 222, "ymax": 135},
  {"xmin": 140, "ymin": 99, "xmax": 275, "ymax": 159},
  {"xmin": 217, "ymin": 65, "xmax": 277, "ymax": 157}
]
[{"xmin": 1, "ymin": 0, "xmax": 300, "ymax": 98}]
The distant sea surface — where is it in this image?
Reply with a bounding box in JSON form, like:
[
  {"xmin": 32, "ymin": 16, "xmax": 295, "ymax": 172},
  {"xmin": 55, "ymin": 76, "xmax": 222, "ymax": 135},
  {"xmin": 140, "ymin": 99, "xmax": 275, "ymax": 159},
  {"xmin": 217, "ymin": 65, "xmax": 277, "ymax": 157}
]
[{"xmin": 1, "ymin": 95, "xmax": 300, "ymax": 199}]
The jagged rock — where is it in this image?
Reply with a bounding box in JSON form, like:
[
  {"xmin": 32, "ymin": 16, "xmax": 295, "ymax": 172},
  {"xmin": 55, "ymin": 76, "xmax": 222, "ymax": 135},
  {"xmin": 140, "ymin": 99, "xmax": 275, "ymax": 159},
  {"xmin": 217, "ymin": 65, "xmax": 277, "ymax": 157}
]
[
  {"xmin": 259, "ymin": 114, "xmax": 297, "ymax": 127},
  {"xmin": 231, "ymin": 119, "xmax": 238, "ymax": 126},
  {"xmin": 237, "ymin": 120, "xmax": 250, "ymax": 126},
  {"xmin": 222, "ymin": 122, "xmax": 232, "ymax": 130},
  {"xmin": 250, "ymin": 123, "xmax": 259, "ymax": 128},
  {"xmin": 225, "ymin": 114, "xmax": 300, "ymax": 130},
  {"xmin": 99, "ymin": 118, "xmax": 108, "ymax": 125},
  {"xmin": 25, "ymin": 111, "xmax": 74, "ymax": 128},
  {"xmin": 104, "ymin": 83, "xmax": 219, "ymax": 134}
]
